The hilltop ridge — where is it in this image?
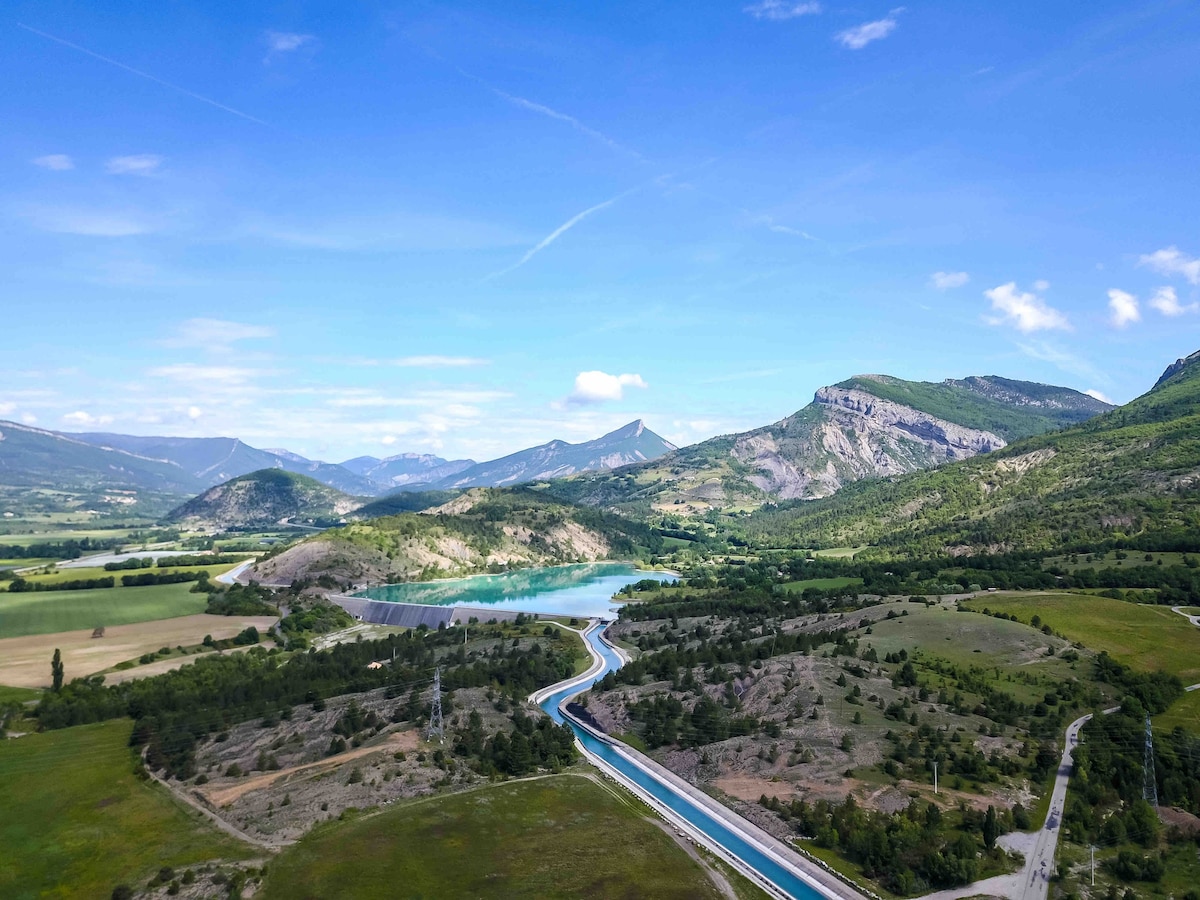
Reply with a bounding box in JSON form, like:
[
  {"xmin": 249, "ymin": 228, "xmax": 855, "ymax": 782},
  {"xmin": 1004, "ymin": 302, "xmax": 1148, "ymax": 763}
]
[
  {"xmin": 731, "ymin": 347, "xmax": 1200, "ymax": 553},
  {"xmin": 542, "ymin": 372, "xmax": 1110, "ymax": 514}
]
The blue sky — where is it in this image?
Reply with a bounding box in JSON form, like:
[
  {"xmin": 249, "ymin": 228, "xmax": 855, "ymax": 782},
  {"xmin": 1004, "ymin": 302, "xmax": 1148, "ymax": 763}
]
[{"xmin": 3, "ymin": 1, "xmax": 1199, "ymax": 463}]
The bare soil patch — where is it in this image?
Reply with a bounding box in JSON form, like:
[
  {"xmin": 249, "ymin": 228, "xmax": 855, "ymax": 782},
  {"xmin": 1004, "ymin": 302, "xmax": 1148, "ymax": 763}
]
[
  {"xmin": 203, "ymin": 730, "xmax": 419, "ymax": 807},
  {"xmin": 715, "ymin": 775, "xmax": 796, "ymax": 802},
  {"xmin": 0, "ymin": 614, "xmax": 279, "ymax": 688}
]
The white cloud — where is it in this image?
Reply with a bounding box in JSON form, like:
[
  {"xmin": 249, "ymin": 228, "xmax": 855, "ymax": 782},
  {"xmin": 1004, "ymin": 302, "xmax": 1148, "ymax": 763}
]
[
  {"xmin": 105, "ymin": 154, "xmax": 162, "ymax": 175},
  {"xmin": 567, "ymin": 371, "xmax": 648, "ymax": 405},
  {"xmin": 1139, "ymin": 246, "xmax": 1200, "ymax": 285},
  {"xmin": 1085, "ymin": 389, "xmax": 1114, "ymax": 404},
  {"xmin": 1149, "ymin": 285, "xmax": 1199, "ymax": 316},
  {"xmin": 1107, "ymin": 288, "xmax": 1140, "ymax": 328},
  {"xmin": 33, "ymin": 154, "xmax": 73, "ymax": 170},
  {"xmin": 1017, "ymin": 340, "xmax": 1106, "ymax": 383},
  {"xmin": 836, "ymin": 8, "xmax": 904, "ymax": 49},
  {"xmin": 0, "ymin": 402, "xmax": 15, "ymax": 416},
  {"xmin": 21, "ymin": 413, "xmax": 37, "ymax": 425},
  {"xmin": 161, "ymin": 318, "xmax": 276, "ymax": 352},
  {"xmin": 744, "ymin": 1, "xmax": 822, "ymax": 21},
  {"xmin": 187, "ymin": 406, "xmax": 202, "ymax": 420},
  {"xmin": 24, "ymin": 207, "xmax": 150, "ymax": 237},
  {"xmin": 380, "ymin": 435, "xmax": 397, "ymax": 446},
  {"xmin": 148, "ymin": 364, "xmax": 274, "ymax": 385},
  {"xmin": 266, "ymin": 31, "xmax": 314, "ymax": 53},
  {"xmin": 62, "ymin": 410, "xmax": 114, "ymax": 427},
  {"xmin": 749, "ymin": 214, "xmax": 816, "ymax": 239},
  {"xmin": 930, "ymin": 271, "xmax": 969, "ymax": 290},
  {"xmin": 393, "ymin": 356, "xmax": 488, "ymax": 368},
  {"xmin": 984, "ymin": 282, "xmax": 1070, "ymax": 332},
  {"xmin": 1033, "ymin": 279, "xmax": 1050, "ymax": 291}
]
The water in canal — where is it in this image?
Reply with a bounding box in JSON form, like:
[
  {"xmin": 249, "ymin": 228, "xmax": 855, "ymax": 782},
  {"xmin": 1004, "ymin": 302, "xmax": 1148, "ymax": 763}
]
[{"xmin": 539, "ymin": 627, "xmax": 831, "ymax": 900}]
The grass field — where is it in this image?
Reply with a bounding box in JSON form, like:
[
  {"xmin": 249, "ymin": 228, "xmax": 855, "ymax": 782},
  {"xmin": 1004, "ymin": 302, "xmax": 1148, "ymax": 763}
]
[
  {"xmin": 0, "ymin": 720, "xmax": 252, "ymax": 899},
  {"xmin": 963, "ymin": 592, "xmax": 1200, "ymax": 684},
  {"xmin": 0, "ymin": 581, "xmax": 210, "ymax": 640},
  {"xmin": 0, "ymin": 685, "xmax": 41, "ymax": 705},
  {"xmin": 1156, "ymin": 689, "xmax": 1200, "ymax": 732},
  {"xmin": 858, "ymin": 602, "xmax": 1084, "ymax": 703},
  {"xmin": 780, "ymin": 576, "xmax": 863, "ymax": 593},
  {"xmin": 0, "ymin": 558, "xmax": 58, "ymax": 569},
  {"xmin": 8, "ymin": 562, "xmax": 236, "ymax": 587},
  {"xmin": 259, "ymin": 773, "xmax": 730, "ymax": 900},
  {"xmin": 812, "ymin": 546, "xmax": 866, "ymax": 558}
]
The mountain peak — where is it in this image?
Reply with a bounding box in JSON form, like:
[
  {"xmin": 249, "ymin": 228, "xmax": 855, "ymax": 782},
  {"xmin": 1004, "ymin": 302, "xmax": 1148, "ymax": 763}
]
[
  {"xmin": 602, "ymin": 419, "xmax": 647, "ymax": 441},
  {"xmin": 1153, "ymin": 349, "xmax": 1200, "ymax": 389}
]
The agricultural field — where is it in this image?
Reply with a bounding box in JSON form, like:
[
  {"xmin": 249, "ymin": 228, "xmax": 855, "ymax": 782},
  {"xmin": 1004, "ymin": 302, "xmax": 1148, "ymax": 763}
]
[
  {"xmin": 0, "ymin": 581, "xmax": 212, "ymax": 640},
  {"xmin": 0, "ymin": 558, "xmax": 57, "ymax": 569},
  {"xmin": 963, "ymin": 592, "xmax": 1200, "ymax": 683},
  {"xmin": 259, "ymin": 773, "xmax": 737, "ymax": 900},
  {"xmin": 812, "ymin": 546, "xmax": 866, "ymax": 558},
  {"xmin": 0, "ymin": 614, "xmax": 279, "ymax": 689},
  {"xmin": 8, "ymin": 562, "xmax": 237, "ymax": 586},
  {"xmin": 0, "ymin": 527, "xmax": 144, "ymax": 546},
  {"xmin": 0, "ymin": 720, "xmax": 254, "ymax": 899}
]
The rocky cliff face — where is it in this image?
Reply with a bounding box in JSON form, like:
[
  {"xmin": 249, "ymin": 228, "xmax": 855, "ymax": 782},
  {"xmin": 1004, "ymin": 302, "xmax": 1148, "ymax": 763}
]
[{"xmin": 730, "ymin": 387, "xmax": 1006, "ymax": 500}]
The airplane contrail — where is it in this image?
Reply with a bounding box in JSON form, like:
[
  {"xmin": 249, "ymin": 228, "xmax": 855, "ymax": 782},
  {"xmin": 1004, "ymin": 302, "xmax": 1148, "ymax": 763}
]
[
  {"xmin": 485, "ymin": 188, "xmax": 637, "ymax": 281},
  {"xmin": 453, "ymin": 66, "xmax": 642, "ymax": 161},
  {"xmin": 18, "ymin": 23, "xmax": 270, "ymax": 126},
  {"xmin": 488, "ymin": 87, "xmax": 643, "ymax": 161}
]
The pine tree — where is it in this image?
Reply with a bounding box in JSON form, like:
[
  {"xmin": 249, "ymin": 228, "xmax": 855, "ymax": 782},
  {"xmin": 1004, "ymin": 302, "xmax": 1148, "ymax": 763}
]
[
  {"xmin": 51, "ymin": 648, "xmax": 64, "ymax": 692},
  {"xmin": 983, "ymin": 805, "xmax": 999, "ymax": 850}
]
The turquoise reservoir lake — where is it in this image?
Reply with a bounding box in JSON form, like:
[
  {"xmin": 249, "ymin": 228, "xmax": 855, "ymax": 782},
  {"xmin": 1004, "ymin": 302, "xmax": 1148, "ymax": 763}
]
[{"xmin": 354, "ymin": 562, "xmax": 675, "ymax": 620}]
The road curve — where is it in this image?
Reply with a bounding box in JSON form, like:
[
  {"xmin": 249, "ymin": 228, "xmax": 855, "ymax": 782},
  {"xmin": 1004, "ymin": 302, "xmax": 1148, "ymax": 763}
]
[{"xmin": 1171, "ymin": 605, "xmax": 1200, "ymax": 628}]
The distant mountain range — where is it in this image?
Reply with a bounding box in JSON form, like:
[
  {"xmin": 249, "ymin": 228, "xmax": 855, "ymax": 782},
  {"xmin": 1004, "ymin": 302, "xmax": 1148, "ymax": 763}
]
[
  {"xmin": 339, "ymin": 453, "xmax": 475, "ymax": 489},
  {"xmin": 73, "ymin": 433, "xmax": 378, "ymax": 495},
  {"xmin": 428, "ymin": 420, "xmax": 677, "ymax": 491},
  {"xmin": 545, "ymin": 375, "xmax": 1112, "ymax": 515},
  {"xmin": 0, "ymin": 417, "xmax": 677, "ymax": 517}
]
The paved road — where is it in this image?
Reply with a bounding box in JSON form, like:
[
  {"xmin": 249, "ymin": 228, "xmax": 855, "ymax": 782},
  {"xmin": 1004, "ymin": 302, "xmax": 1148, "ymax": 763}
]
[
  {"xmin": 1171, "ymin": 605, "xmax": 1200, "ymax": 628},
  {"xmin": 921, "ymin": 711, "xmax": 1091, "ymax": 900}
]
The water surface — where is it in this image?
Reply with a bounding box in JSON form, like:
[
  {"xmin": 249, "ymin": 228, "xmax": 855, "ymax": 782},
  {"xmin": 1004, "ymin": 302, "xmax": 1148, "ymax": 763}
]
[{"xmin": 355, "ymin": 562, "xmax": 673, "ymax": 619}]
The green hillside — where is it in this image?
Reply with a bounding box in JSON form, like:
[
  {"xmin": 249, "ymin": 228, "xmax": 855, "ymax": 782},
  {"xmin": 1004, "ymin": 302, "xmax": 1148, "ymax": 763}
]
[
  {"xmin": 734, "ymin": 350, "xmax": 1200, "ymax": 553},
  {"xmin": 837, "ymin": 374, "xmax": 1110, "ymax": 440},
  {"xmin": 251, "ymin": 487, "xmax": 661, "ymax": 587},
  {"xmin": 165, "ymin": 469, "xmax": 363, "ymax": 529}
]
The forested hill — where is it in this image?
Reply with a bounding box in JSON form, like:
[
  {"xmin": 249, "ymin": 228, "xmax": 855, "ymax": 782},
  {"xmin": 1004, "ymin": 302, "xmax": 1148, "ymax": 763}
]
[
  {"xmin": 166, "ymin": 469, "xmax": 363, "ymax": 530},
  {"xmin": 542, "ymin": 372, "xmax": 1109, "ymax": 515},
  {"xmin": 731, "ymin": 348, "xmax": 1200, "ymax": 554},
  {"xmin": 249, "ymin": 488, "xmax": 660, "ymax": 588}
]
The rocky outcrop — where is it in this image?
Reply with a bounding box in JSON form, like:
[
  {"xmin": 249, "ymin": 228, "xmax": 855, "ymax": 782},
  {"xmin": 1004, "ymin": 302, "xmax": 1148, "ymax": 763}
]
[{"xmin": 730, "ymin": 387, "xmax": 1006, "ymax": 500}]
